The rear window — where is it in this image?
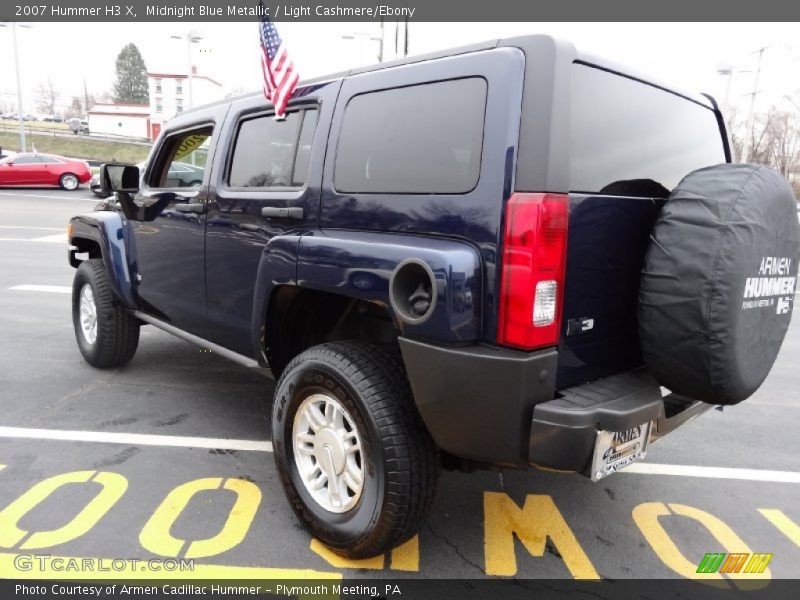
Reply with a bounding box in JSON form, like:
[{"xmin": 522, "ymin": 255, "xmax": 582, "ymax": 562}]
[
  {"xmin": 570, "ymin": 64, "xmax": 726, "ymax": 197},
  {"xmin": 228, "ymin": 108, "xmax": 317, "ymax": 188},
  {"xmin": 334, "ymin": 78, "xmax": 487, "ymax": 194}
]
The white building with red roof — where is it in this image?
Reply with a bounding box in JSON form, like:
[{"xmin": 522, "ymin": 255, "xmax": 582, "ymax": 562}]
[{"xmin": 147, "ymin": 67, "xmax": 224, "ymax": 140}]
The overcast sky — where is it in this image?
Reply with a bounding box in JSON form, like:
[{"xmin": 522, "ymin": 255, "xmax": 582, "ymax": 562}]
[{"xmin": 1, "ymin": 22, "xmax": 798, "ymax": 116}]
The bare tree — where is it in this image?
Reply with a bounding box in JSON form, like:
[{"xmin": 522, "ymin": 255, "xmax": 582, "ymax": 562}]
[
  {"xmin": 765, "ymin": 108, "xmax": 800, "ymax": 180},
  {"xmin": 35, "ymin": 79, "xmax": 60, "ymax": 116},
  {"xmin": 66, "ymin": 96, "xmax": 83, "ymax": 119}
]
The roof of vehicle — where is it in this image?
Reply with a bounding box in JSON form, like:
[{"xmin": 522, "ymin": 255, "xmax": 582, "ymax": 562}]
[
  {"xmin": 14, "ymin": 152, "xmax": 84, "ymax": 162},
  {"xmin": 179, "ymin": 34, "xmax": 716, "ymax": 116}
]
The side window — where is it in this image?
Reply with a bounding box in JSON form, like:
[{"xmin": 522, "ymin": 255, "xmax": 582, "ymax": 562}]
[
  {"xmin": 334, "ymin": 78, "xmax": 487, "ymax": 194},
  {"xmin": 292, "ymin": 111, "xmax": 318, "ymax": 186},
  {"xmin": 227, "ymin": 109, "xmax": 317, "ymax": 189},
  {"xmin": 149, "ymin": 127, "xmax": 212, "ymax": 189},
  {"xmin": 13, "ymin": 154, "xmax": 40, "ymax": 164},
  {"xmin": 570, "ymin": 64, "xmax": 727, "ymax": 196}
]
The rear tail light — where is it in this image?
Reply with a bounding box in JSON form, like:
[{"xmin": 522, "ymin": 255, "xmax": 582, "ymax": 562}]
[{"xmin": 497, "ymin": 193, "xmax": 569, "ymax": 350}]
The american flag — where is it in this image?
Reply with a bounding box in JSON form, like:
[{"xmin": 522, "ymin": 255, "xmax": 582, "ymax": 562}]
[{"xmin": 258, "ymin": 8, "xmax": 299, "ymax": 119}]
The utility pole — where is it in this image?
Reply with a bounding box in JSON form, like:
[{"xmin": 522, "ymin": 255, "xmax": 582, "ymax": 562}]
[
  {"xmin": 740, "ymin": 46, "xmax": 767, "ymax": 164},
  {"xmin": 11, "ymin": 23, "xmax": 25, "ymax": 152},
  {"xmin": 170, "ymin": 31, "xmax": 203, "ymax": 110},
  {"xmin": 402, "ymin": 17, "xmax": 409, "ymax": 57},
  {"xmin": 0, "ymin": 22, "xmax": 29, "ymax": 152},
  {"xmin": 186, "ymin": 35, "xmax": 193, "ymax": 109},
  {"xmin": 83, "ymin": 78, "xmax": 90, "ymax": 117},
  {"xmin": 379, "ymin": 18, "xmax": 384, "ymax": 62},
  {"xmin": 342, "ymin": 29, "xmax": 383, "ymax": 64}
]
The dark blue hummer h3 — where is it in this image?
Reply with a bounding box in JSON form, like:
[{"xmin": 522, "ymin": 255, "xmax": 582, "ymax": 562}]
[{"xmin": 67, "ymin": 36, "xmax": 799, "ymax": 558}]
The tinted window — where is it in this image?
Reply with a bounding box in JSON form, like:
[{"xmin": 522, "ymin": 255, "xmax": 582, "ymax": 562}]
[
  {"xmin": 335, "ymin": 78, "xmax": 486, "ymax": 194},
  {"xmin": 570, "ymin": 64, "xmax": 726, "ymax": 196},
  {"xmin": 13, "ymin": 154, "xmax": 40, "ymax": 164},
  {"xmin": 150, "ymin": 127, "xmax": 211, "ymax": 188},
  {"xmin": 292, "ymin": 111, "xmax": 318, "ymax": 186},
  {"xmin": 228, "ymin": 109, "xmax": 316, "ymax": 188},
  {"xmin": 38, "ymin": 156, "xmax": 63, "ymax": 164}
]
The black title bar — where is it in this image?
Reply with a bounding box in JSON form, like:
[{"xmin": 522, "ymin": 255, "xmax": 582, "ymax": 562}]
[{"xmin": 3, "ymin": 0, "xmax": 800, "ymax": 22}]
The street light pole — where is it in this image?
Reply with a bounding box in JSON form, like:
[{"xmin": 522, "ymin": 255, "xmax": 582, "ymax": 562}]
[
  {"xmin": 171, "ymin": 31, "xmax": 203, "ymax": 110},
  {"xmin": 741, "ymin": 46, "xmax": 767, "ymax": 164},
  {"xmin": 342, "ymin": 30, "xmax": 383, "ymax": 64},
  {"xmin": 185, "ymin": 34, "xmax": 193, "ymax": 110},
  {"xmin": 0, "ymin": 22, "xmax": 28, "ymax": 151},
  {"xmin": 11, "ymin": 23, "xmax": 25, "ymax": 152}
]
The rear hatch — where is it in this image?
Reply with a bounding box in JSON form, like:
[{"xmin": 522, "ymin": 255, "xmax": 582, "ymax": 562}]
[{"xmin": 557, "ymin": 63, "xmax": 729, "ymax": 389}]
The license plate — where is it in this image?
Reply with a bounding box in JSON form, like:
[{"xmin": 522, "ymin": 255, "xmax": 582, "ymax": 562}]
[{"xmin": 590, "ymin": 421, "xmax": 653, "ymax": 481}]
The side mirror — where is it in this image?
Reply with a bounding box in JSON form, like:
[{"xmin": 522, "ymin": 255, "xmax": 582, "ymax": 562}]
[
  {"xmin": 100, "ymin": 163, "xmax": 140, "ymax": 194},
  {"xmin": 100, "ymin": 163, "xmax": 140, "ymax": 220}
]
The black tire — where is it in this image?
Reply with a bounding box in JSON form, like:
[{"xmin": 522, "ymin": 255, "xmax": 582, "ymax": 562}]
[
  {"xmin": 72, "ymin": 259, "xmax": 140, "ymax": 368},
  {"xmin": 639, "ymin": 164, "xmax": 800, "ymax": 404},
  {"xmin": 272, "ymin": 341, "xmax": 440, "ymax": 558},
  {"xmin": 59, "ymin": 173, "xmax": 80, "ymax": 191}
]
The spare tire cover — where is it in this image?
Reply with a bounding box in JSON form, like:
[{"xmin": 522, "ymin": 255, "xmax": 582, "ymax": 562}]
[{"xmin": 639, "ymin": 164, "xmax": 799, "ymax": 405}]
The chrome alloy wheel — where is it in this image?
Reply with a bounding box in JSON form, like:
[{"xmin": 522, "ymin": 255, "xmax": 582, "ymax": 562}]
[
  {"xmin": 62, "ymin": 174, "xmax": 79, "ymax": 190},
  {"xmin": 78, "ymin": 283, "xmax": 98, "ymax": 345},
  {"xmin": 292, "ymin": 393, "xmax": 364, "ymax": 513}
]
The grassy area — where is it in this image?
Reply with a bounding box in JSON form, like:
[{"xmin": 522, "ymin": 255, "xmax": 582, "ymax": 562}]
[
  {"xmin": 0, "ymin": 132, "xmax": 151, "ymax": 164},
  {"xmin": 0, "ymin": 119, "xmax": 71, "ymax": 133}
]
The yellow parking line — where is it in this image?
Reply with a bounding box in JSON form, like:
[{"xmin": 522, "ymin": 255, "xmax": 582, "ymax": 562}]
[
  {"xmin": 483, "ymin": 492, "xmax": 600, "ymax": 579},
  {"xmin": 0, "ymin": 471, "xmax": 127, "ymax": 550},
  {"xmin": 758, "ymin": 509, "xmax": 800, "ymax": 547},
  {"xmin": 632, "ymin": 502, "xmax": 771, "ymax": 589},
  {"xmin": 139, "ymin": 478, "xmax": 261, "ymax": 559}
]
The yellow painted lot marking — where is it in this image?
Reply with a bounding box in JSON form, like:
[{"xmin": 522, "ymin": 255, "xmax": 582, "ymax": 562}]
[
  {"xmin": 758, "ymin": 509, "xmax": 800, "ymax": 547},
  {"xmin": 0, "ymin": 551, "xmax": 340, "ymax": 581},
  {"xmin": 0, "ymin": 471, "xmax": 127, "ymax": 550},
  {"xmin": 390, "ymin": 536, "xmax": 419, "ymax": 571},
  {"xmin": 309, "ymin": 535, "xmax": 420, "ymax": 572},
  {"xmin": 632, "ymin": 502, "xmax": 770, "ymax": 589},
  {"xmin": 483, "ymin": 492, "xmax": 600, "ymax": 579},
  {"xmin": 310, "ymin": 540, "xmax": 385, "ymax": 569},
  {"xmin": 140, "ymin": 477, "xmax": 261, "ymax": 559}
]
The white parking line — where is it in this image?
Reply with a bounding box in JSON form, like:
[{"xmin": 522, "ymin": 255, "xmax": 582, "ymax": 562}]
[
  {"xmin": 0, "ymin": 226, "xmax": 63, "ymax": 231},
  {"xmin": 0, "ymin": 234, "xmax": 67, "ymax": 243},
  {"xmin": 0, "ymin": 426, "xmax": 273, "ymax": 453},
  {"xmin": 9, "ymin": 285, "xmax": 71, "ymax": 294},
  {"xmin": 0, "ymin": 191, "xmax": 96, "ymax": 202},
  {"xmin": 621, "ymin": 462, "xmax": 800, "ymax": 484},
  {"xmin": 0, "ymin": 424, "xmax": 798, "ymax": 484}
]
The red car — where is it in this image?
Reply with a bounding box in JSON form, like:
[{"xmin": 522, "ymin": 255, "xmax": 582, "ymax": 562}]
[{"xmin": 0, "ymin": 152, "xmax": 92, "ymax": 191}]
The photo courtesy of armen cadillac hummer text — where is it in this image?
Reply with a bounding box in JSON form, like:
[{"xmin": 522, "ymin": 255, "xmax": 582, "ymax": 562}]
[{"xmin": 67, "ymin": 35, "xmax": 800, "ymax": 559}]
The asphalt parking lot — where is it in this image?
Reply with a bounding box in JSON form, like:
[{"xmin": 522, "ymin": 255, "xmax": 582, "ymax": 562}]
[{"xmin": 0, "ymin": 187, "xmax": 798, "ymax": 587}]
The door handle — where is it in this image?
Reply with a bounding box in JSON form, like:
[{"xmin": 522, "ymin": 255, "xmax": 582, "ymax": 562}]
[
  {"xmin": 261, "ymin": 206, "xmax": 304, "ymax": 220},
  {"xmin": 175, "ymin": 202, "xmax": 205, "ymax": 214}
]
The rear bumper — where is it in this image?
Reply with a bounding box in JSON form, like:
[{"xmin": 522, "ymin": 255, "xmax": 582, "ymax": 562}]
[
  {"xmin": 399, "ymin": 337, "xmax": 711, "ymax": 472},
  {"xmin": 530, "ymin": 371, "xmax": 712, "ymax": 474},
  {"xmin": 398, "ymin": 337, "xmax": 557, "ymax": 467},
  {"xmin": 529, "ymin": 369, "xmax": 663, "ymax": 473}
]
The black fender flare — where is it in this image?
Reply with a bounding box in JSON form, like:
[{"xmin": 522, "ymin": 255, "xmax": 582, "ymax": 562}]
[
  {"xmin": 68, "ymin": 212, "xmax": 137, "ymax": 309},
  {"xmin": 249, "ymin": 234, "xmax": 304, "ymax": 366}
]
